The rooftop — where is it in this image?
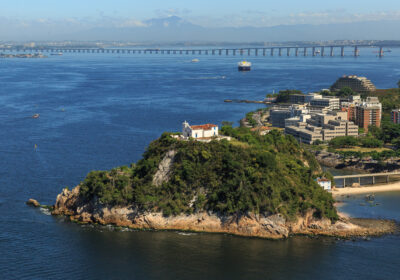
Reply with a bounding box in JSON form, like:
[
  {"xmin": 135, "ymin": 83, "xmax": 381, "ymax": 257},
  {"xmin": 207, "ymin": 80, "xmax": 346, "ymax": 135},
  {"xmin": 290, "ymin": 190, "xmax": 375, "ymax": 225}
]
[{"xmin": 191, "ymin": 124, "xmax": 218, "ymax": 130}]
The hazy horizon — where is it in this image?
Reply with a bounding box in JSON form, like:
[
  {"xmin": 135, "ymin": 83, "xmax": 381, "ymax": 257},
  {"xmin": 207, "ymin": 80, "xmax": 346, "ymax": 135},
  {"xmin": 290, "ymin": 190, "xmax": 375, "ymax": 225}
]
[{"xmin": 2, "ymin": 0, "xmax": 400, "ymax": 41}]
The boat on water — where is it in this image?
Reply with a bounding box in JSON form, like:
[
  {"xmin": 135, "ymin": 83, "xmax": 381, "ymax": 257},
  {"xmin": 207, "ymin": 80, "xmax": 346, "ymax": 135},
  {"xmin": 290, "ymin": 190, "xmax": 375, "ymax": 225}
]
[
  {"xmin": 238, "ymin": 61, "xmax": 251, "ymax": 71},
  {"xmin": 191, "ymin": 59, "xmax": 200, "ymax": 63},
  {"xmin": 32, "ymin": 114, "xmax": 40, "ymax": 119}
]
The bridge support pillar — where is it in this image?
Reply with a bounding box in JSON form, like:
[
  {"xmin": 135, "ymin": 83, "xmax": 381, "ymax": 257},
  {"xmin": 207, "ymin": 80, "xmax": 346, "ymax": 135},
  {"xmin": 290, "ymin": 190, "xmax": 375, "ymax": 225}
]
[
  {"xmin": 255, "ymin": 49, "xmax": 258, "ymax": 56},
  {"xmin": 330, "ymin": 47, "xmax": 334, "ymax": 57},
  {"xmin": 226, "ymin": 49, "xmax": 229, "ymax": 56},
  {"xmin": 212, "ymin": 50, "xmax": 215, "ymax": 55},
  {"xmin": 354, "ymin": 46, "xmax": 359, "ymax": 57},
  {"xmin": 271, "ymin": 48, "xmax": 274, "ymax": 56},
  {"xmin": 219, "ymin": 49, "xmax": 222, "ymax": 55},
  {"xmin": 233, "ymin": 49, "xmax": 236, "ymax": 56},
  {"xmin": 312, "ymin": 47, "xmax": 316, "ymax": 56},
  {"xmin": 248, "ymin": 49, "xmax": 251, "ymax": 56},
  {"xmin": 287, "ymin": 48, "xmax": 290, "ymax": 56},
  {"xmin": 279, "ymin": 48, "xmax": 282, "ymax": 56},
  {"xmin": 205, "ymin": 50, "xmax": 209, "ymax": 55},
  {"xmin": 341, "ymin": 47, "xmax": 345, "ymax": 57},
  {"xmin": 303, "ymin": 48, "xmax": 307, "ymax": 56},
  {"xmin": 321, "ymin": 47, "xmax": 325, "ymax": 57},
  {"xmin": 295, "ymin": 48, "xmax": 299, "ymax": 56},
  {"xmin": 263, "ymin": 49, "xmax": 266, "ymax": 56}
]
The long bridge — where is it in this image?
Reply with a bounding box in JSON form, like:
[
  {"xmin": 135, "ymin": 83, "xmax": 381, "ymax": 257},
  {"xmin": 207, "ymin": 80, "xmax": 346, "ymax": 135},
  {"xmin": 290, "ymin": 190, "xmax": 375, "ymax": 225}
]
[
  {"xmin": 0, "ymin": 44, "xmax": 389, "ymax": 58},
  {"xmin": 334, "ymin": 172, "xmax": 400, "ymax": 187}
]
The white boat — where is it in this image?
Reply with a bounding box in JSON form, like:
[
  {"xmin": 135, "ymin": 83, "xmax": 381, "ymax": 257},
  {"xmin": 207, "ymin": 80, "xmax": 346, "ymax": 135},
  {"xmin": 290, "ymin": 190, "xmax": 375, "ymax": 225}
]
[{"xmin": 238, "ymin": 61, "xmax": 251, "ymax": 71}]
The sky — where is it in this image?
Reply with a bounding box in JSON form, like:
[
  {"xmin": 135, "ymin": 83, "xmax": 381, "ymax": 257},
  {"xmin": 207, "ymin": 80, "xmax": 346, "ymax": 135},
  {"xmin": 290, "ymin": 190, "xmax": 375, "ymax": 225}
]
[
  {"xmin": 3, "ymin": 0, "xmax": 400, "ymax": 27},
  {"xmin": 1, "ymin": 0, "xmax": 400, "ymax": 41}
]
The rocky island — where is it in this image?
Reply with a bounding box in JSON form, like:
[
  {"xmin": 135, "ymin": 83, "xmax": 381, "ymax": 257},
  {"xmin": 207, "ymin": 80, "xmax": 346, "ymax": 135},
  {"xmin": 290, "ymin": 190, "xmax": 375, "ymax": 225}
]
[{"xmin": 50, "ymin": 127, "xmax": 396, "ymax": 239}]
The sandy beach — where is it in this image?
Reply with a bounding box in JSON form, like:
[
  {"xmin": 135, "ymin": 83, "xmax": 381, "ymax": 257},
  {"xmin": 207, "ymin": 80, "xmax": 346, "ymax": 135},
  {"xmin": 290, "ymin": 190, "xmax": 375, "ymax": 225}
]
[{"xmin": 332, "ymin": 182, "xmax": 400, "ymax": 197}]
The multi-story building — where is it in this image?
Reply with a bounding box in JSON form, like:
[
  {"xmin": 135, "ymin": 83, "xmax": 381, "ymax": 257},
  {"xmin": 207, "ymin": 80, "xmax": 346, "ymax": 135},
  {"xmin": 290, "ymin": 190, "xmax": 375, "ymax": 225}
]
[
  {"xmin": 289, "ymin": 93, "xmax": 321, "ymax": 104},
  {"xmin": 331, "ymin": 75, "xmax": 376, "ymax": 93},
  {"xmin": 392, "ymin": 109, "xmax": 400, "ymax": 124},
  {"xmin": 285, "ymin": 111, "xmax": 358, "ymax": 144},
  {"xmin": 354, "ymin": 97, "xmax": 381, "ymax": 131},
  {"xmin": 269, "ymin": 104, "xmax": 310, "ymax": 128},
  {"xmin": 310, "ymin": 96, "xmax": 340, "ymax": 110}
]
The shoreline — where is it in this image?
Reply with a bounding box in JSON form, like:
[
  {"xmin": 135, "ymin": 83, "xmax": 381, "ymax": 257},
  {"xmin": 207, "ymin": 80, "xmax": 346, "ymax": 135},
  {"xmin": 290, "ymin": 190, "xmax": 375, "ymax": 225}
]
[{"xmin": 332, "ymin": 182, "xmax": 400, "ymax": 196}]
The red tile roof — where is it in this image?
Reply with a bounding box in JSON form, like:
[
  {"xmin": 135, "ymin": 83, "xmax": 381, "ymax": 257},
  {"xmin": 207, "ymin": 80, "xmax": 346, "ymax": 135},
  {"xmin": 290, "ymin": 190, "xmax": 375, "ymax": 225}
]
[
  {"xmin": 191, "ymin": 124, "xmax": 218, "ymax": 130},
  {"xmin": 317, "ymin": 178, "xmax": 331, "ymax": 182}
]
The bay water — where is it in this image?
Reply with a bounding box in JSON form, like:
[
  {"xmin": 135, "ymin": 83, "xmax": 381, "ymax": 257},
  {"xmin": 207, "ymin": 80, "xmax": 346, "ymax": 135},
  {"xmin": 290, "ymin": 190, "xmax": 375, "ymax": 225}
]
[{"xmin": 0, "ymin": 50, "xmax": 400, "ymax": 279}]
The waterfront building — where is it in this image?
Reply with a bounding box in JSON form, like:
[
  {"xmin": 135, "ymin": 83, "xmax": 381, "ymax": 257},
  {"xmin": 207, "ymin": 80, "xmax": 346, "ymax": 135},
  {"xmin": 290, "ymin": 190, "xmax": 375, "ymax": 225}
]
[
  {"xmin": 391, "ymin": 109, "xmax": 400, "ymax": 124},
  {"xmin": 354, "ymin": 97, "xmax": 381, "ymax": 131},
  {"xmin": 285, "ymin": 111, "xmax": 358, "ymax": 144},
  {"xmin": 310, "ymin": 96, "xmax": 340, "ymax": 110},
  {"xmin": 270, "ymin": 104, "xmax": 310, "ymax": 128},
  {"xmin": 289, "ymin": 93, "xmax": 320, "ymax": 104},
  {"xmin": 315, "ymin": 177, "xmax": 332, "ymax": 191},
  {"xmin": 331, "ymin": 75, "xmax": 376, "ymax": 93},
  {"xmin": 182, "ymin": 121, "xmax": 218, "ymax": 139}
]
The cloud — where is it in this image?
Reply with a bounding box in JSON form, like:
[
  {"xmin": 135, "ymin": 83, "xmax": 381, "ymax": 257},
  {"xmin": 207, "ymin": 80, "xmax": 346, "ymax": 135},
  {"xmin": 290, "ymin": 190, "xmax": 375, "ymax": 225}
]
[
  {"xmin": 154, "ymin": 8, "xmax": 192, "ymax": 18},
  {"xmin": 189, "ymin": 9, "xmax": 400, "ymax": 27}
]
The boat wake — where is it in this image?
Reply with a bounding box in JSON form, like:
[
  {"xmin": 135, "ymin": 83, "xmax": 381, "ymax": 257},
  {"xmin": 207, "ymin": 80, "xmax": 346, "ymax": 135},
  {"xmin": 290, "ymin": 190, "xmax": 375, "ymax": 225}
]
[
  {"xmin": 177, "ymin": 232, "xmax": 198, "ymax": 236},
  {"xmin": 184, "ymin": 76, "xmax": 226, "ymax": 80}
]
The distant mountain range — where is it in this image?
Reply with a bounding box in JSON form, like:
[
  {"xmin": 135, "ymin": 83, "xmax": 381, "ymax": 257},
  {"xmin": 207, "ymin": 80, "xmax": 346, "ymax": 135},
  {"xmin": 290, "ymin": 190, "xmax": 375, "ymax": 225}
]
[
  {"xmin": 3, "ymin": 16, "xmax": 400, "ymax": 42},
  {"xmin": 67, "ymin": 17, "xmax": 400, "ymax": 42}
]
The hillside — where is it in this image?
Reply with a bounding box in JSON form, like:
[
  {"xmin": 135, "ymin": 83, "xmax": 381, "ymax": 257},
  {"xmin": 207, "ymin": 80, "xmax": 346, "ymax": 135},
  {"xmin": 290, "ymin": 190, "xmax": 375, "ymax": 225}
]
[
  {"xmin": 66, "ymin": 127, "xmax": 338, "ymax": 221},
  {"xmin": 50, "ymin": 127, "xmax": 400, "ymax": 238}
]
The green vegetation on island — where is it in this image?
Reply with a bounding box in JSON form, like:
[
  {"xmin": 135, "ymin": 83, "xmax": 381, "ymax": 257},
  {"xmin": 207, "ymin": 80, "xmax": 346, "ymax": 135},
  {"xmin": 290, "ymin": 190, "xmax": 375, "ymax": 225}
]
[
  {"xmin": 267, "ymin": 89, "xmax": 303, "ymax": 103},
  {"xmin": 79, "ymin": 127, "xmax": 338, "ymax": 221}
]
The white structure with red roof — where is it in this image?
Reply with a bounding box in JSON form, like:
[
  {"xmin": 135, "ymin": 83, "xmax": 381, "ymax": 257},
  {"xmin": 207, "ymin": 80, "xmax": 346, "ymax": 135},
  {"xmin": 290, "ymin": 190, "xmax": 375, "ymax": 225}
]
[
  {"xmin": 182, "ymin": 121, "xmax": 219, "ymax": 139},
  {"xmin": 315, "ymin": 177, "xmax": 332, "ymax": 191}
]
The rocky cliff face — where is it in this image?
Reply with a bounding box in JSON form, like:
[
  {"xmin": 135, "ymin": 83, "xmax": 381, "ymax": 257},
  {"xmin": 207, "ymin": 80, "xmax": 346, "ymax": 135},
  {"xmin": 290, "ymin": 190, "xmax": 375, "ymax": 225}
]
[
  {"xmin": 152, "ymin": 150, "xmax": 176, "ymax": 187},
  {"xmin": 312, "ymin": 150, "xmax": 400, "ymax": 172},
  {"xmin": 51, "ymin": 186, "xmax": 394, "ymax": 239}
]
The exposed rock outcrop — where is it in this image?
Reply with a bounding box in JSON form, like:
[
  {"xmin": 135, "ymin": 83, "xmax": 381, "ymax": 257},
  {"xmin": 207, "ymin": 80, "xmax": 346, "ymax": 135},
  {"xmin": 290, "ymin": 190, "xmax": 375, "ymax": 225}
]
[
  {"xmin": 26, "ymin": 198, "xmax": 40, "ymax": 207},
  {"xmin": 51, "ymin": 186, "xmax": 396, "ymax": 239},
  {"xmin": 312, "ymin": 150, "xmax": 400, "ymax": 172},
  {"xmin": 152, "ymin": 150, "xmax": 177, "ymax": 187}
]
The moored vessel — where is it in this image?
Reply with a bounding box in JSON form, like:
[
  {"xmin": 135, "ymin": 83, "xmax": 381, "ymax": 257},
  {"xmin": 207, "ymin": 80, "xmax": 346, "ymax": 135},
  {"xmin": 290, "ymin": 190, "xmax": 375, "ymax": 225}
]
[{"xmin": 238, "ymin": 61, "xmax": 251, "ymax": 71}]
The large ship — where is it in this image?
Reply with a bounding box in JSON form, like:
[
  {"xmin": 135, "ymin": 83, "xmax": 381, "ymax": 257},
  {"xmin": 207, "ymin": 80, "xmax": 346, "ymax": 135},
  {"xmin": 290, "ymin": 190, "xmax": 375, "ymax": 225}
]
[{"xmin": 238, "ymin": 61, "xmax": 251, "ymax": 71}]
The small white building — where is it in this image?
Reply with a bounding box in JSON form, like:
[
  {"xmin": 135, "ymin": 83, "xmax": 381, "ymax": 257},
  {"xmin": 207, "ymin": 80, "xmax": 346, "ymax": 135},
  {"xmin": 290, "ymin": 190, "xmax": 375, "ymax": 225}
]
[
  {"xmin": 316, "ymin": 177, "xmax": 332, "ymax": 191},
  {"xmin": 182, "ymin": 121, "xmax": 219, "ymax": 139}
]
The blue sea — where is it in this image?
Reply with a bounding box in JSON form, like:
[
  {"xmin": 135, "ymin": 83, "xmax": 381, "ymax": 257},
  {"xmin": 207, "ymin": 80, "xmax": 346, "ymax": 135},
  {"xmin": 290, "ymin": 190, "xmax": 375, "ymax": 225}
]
[{"xmin": 1, "ymin": 49, "xmax": 400, "ymax": 279}]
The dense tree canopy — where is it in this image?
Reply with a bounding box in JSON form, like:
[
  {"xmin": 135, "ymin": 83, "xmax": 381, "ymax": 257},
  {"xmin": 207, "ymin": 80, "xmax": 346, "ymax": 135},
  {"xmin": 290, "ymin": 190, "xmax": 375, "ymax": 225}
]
[
  {"xmin": 274, "ymin": 89, "xmax": 303, "ymax": 103},
  {"xmin": 79, "ymin": 128, "xmax": 337, "ymax": 221}
]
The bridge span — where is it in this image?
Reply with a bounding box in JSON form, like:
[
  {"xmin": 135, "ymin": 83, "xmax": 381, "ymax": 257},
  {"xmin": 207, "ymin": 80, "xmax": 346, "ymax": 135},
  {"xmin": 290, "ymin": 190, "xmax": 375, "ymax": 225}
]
[
  {"xmin": 334, "ymin": 172, "xmax": 400, "ymax": 187},
  {"xmin": 0, "ymin": 45, "xmax": 388, "ymax": 58}
]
